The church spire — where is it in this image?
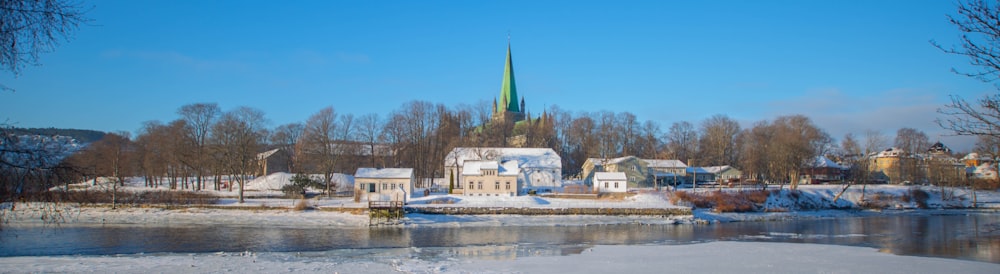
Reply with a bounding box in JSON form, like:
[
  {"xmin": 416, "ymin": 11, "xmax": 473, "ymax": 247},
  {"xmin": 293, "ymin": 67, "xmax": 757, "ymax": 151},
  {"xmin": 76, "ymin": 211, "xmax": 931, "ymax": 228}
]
[{"xmin": 499, "ymin": 40, "xmax": 519, "ymax": 113}]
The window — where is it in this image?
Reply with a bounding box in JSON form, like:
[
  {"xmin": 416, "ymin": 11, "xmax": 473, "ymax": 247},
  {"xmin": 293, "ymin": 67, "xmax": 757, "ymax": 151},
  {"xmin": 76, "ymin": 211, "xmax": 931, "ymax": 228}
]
[
  {"xmin": 495, "ymin": 182, "xmax": 500, "ymax": 190},
  {"xmin": 478, "ymin": 182, "xmax": 483, "ymax": 190},
  {"xmin": 615, "ymin": 182, "xmax": 619, "ymax": 188},
  {"xmin": 468, "ymin": 182, "xmax": 473, "ymax": 189},
  {"xmin": 382, "ymin": 183, "xmax": 387, "ymax": 190},
  {"xmin": 604, "ymin": 182, "xmax": 608, "ymax": 188},
  {"xmin": 506, "ymin": 181, "xmax": 511, "ymax": 190}
]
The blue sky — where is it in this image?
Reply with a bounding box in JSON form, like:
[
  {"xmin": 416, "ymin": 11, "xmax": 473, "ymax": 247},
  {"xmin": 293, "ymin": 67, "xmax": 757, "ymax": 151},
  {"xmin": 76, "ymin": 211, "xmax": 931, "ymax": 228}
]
[{"xmin": 0, "ymin": 0, "xmax": 994, "ymax": 152}]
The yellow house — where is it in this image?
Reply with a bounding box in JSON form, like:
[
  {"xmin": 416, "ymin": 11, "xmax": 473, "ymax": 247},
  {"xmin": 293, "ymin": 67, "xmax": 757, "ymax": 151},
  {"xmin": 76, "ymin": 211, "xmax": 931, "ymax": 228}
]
[
  {"xmin": 461, "ymin": 160, "xmax": 520, "ymax": 197},
  {"xmin": 870, "ymin": 147, "xmax": 916, "ymax": 184}
]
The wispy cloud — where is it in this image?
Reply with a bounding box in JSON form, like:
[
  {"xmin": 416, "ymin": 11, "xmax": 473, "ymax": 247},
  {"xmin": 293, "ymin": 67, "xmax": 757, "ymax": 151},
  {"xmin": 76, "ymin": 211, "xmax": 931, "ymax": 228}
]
[
  {"xmin": 766, "ymin": 88, "xmax": 975, "ymax": 151},
  {"xmin": 101, "ymin": 49, "xmax": 250, "ymax": 71}
]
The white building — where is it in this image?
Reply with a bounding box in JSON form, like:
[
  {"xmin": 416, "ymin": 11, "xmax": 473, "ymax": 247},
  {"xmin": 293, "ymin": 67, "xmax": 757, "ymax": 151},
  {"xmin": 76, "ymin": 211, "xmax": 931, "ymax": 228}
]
[
  {"xmin": 593, "ymin": 172, "xmax": 628, "ymax": 193},
  {"xmin": 461, "ymin": 160, "xmax": 520, "ymax": 197},
  {"xmin": 444, "ymin": 147, "xmax": 562, "ymax": 193},
  {"xmin": 354, "ymin": 168, "xmax": 414, "ymax": 202}
]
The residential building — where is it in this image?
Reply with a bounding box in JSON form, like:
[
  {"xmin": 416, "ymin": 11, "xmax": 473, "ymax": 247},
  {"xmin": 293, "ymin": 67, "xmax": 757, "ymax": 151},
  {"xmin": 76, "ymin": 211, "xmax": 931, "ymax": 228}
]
[
  {"xmin": 461, "ymin": 160, "xmax": 520, "ymax": 197},
  {"xmin": 593, "ymin": 172, "xmax": 628, "ymax": 193},
  {"xmin": 580, "ymin": 156, "xmax": 691, "ymax": 187},
  {"xmin": 704, "ymin": 165, "xmax": 743, "ymax": 183},
  {"xmin": 686, "ymin": 167, "xmax": 715, "ymax": 184},
  {"xmin": 256, "ymin": 148, "xmax": 292, "ymax": 176},
  {"xmin": 444, "ymin": 147, "xmax": 562, "ymax": 193},
  {"xmin": 354, "ymin": 168, "xmax": 414, "ymax": 202},
  {"xmin": 868, "ymin": 143, "xmax": 966, "ymax": 185},
  {"xmin": 580, "ymin": 156, "xmax": 648, "ymax": 187},
  {"xmin": 799, "ymin": 156, "xmax": 844, "ymax": 184},
  {"xmin": 961, "ymin": 152, "xmax": 994, "ymax": 168},
  {"xmin": 645, "ymin": 159, "xmax": 688, "ymax": 187}
]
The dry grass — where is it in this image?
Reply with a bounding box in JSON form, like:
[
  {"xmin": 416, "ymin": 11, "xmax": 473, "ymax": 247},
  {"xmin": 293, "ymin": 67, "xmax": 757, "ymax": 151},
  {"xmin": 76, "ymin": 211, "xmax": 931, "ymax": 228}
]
[
  {"xmin": 29, "ymin": 190, "xmax": 220, "ymax": 206},
  {"xmin": 597, "ymin": 192, "xmax": 632, "ymax": 200},
  {"xmin": 860, "ymin": 192, "xmax": 894, "ymax": 209},
  {"xmin": 293, "ymin": 199, "xmax": 312, "ymax": 211},
  {"xmin": 670, "ymin": 190, "xmax": 773, "ymax": 212}
]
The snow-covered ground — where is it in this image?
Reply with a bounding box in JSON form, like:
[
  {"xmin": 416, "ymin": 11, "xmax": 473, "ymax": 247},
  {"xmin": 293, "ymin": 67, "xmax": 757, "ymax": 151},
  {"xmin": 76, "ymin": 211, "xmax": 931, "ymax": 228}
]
[
  {"xmin": 1, "ymin": 241, "xmax": 996, "ymax": 273},
  {"xmin": 8, "ymin": 179, "xmax": 1000, "ymax": 273},
  {"xmin": 22, "ymin": 177, "xmax": 1000, "ymax": 229}
]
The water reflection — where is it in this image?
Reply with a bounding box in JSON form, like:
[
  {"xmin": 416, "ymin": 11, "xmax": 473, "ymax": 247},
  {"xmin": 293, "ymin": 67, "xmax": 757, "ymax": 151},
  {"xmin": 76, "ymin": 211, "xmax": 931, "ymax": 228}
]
[{"xmin": 2, "ymin": 213, "xmax": 999, "ymax": 263}]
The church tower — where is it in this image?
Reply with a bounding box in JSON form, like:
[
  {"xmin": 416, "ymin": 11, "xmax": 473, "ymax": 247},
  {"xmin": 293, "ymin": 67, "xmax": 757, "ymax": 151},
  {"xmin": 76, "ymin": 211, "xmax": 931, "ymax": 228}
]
[{"xmin": 494, "ymin": 41, "xmax": 526, "ymax": 122}]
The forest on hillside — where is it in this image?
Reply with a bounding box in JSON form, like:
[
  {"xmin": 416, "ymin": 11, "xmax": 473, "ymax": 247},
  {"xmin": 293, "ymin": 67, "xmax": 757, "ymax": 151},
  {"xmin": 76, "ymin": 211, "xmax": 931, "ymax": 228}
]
[{"xmin": 8, "ymin": 127, "xmax": 106, "ymax": 143}]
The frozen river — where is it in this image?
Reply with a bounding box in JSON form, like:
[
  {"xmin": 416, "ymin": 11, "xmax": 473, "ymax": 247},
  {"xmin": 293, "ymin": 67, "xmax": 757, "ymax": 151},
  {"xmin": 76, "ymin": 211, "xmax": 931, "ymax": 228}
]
[{"xmin": 3, "ymin": 212, "xmax": 999, "ymax": 264}]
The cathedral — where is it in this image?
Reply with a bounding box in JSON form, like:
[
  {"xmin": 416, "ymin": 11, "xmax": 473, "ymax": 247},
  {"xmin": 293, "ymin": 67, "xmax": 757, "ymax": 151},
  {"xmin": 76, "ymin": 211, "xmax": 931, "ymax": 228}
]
[
  {"xmin": 492, "ymin": 42, "xmax": 527, "ymax": 123},
  {"xmin": 482, "ymin": 41, "xmax": 552, "ymax": 148}
]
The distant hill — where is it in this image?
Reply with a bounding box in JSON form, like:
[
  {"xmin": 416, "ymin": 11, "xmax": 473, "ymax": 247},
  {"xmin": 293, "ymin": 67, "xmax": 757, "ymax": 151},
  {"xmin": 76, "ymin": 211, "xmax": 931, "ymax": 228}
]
[{"xmin": 7, "ymin": 127, "xmax": 107, "ymax": 143}]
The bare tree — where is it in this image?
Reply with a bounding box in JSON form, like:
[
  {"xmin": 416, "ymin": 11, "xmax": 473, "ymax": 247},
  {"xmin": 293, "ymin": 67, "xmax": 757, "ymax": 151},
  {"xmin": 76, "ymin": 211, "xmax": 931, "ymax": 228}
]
[
  {"xmin": 932, "ymin": 0, "xmax": 1000, "ymax": 86},
  {"xmin": 354, "ymin": 113, "xmax": 384, "ymax": 168},
  {"xmin": 0, "ymin": 0, "xmax": 90, "ymax": 91},
  {"xmin": 738, "ymin": 120, "xmax": 772, "ymax": 186},
  {"xmin": 666, "ymin": 121, "xmax": 698, "ymax": 163},
  {"xmin": 698, "ymin": 114, "xmax": 741, "ymax": 166},
  {"xmin": 974, "ymin": 134, "xmax": 1000, "ymax": 155},
  {"xmin": 595, "ymin": 111, "xmax": 621, "ymax": 158},
  {"xmin": 271, "ymin": 123, "xmax": 304, "ymax": 147},
  {"xmin": 618, "ymin": 112, "xmax": 639, "ymax": 156},
  {"xmin": 298, "ymin": 107, "xmax": 344, "ymax": 196},
  {"xmin": 935, "ymin": 1, "xmax": 1000, "ymax": 145},
  {"xmin": 894, "ymin": 128, "xmax": 931, "ymax": 154},
  {"xmin": 768, "ymin": 115, "xmax": 830, "ymax": 190},
  {"xmin": 211, "ymin": 107, "xmax": 267, "ymax": 203},
  {"xmin": 636, "ymin": 120, "xmax": 662, "ymax": 159},
  {"xmin": 270, "ymin": 122, "xmax": 303, "ymax": 173},
  {"xmin": 177, "ymin": 103, "xmax": 220, "ymax": 191},
  {"xmin": 894, "ymin": 127, "xmax": 931, "ymax": 183},
  {"xmin": 938, "ymin": 94, "xmax": 1000, "ymax": 138},
  {"xmin": 86, "ymin": 132, "xmax": 133, "ymax": 209}
]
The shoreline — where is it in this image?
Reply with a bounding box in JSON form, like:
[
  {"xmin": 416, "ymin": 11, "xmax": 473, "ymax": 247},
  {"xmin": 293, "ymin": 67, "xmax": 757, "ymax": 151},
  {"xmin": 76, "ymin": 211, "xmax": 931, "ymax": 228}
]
[{"xmin": 4, "ymin": 201, "xmax": 996, "ymax": 229}]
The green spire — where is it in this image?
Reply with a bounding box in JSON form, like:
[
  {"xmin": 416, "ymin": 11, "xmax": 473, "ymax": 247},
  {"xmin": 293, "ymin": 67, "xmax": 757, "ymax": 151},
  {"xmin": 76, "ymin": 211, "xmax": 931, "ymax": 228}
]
[{"xmin": 499, "ymin": 42, "xmax": 519, "ymax": 113}]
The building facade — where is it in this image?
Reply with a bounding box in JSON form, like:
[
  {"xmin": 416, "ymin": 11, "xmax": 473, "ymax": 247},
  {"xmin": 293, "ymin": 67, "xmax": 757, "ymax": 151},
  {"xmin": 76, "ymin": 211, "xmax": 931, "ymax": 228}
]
[
  {"xmin": 593, "ymin": 172, "xmax": 628, "ymax": 193},
  {"xmin": 461, "ymin": 160, "xmax": 520, "ymax": 197},
  {"xmin": 445, "ymin": 147, "xmax": 562, "ymax": 192},
  {"xmin": 354, "ymin": 168, "xmax": 414, "ymax": 202}
]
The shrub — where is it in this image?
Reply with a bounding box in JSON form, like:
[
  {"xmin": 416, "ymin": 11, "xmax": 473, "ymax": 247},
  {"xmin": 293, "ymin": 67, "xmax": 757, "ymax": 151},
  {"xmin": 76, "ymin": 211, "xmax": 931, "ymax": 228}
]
[
  {"xmin": 282, "ymin": 174, "xmax": 323, "ymax": 198},
  {"xmin": 293, "ymin": 199, "xmax": 312, "ymax": 211},
  {"xmin": 746, "ymin": 190, "xmax": 771, "ymax": 204},
  {"xmin": 860, "ymin": 192, "xmax": 892, "ymax": 209},
  {"xmin": 909, "ymin": 188, "xmax": 930, "ymax": 209}
]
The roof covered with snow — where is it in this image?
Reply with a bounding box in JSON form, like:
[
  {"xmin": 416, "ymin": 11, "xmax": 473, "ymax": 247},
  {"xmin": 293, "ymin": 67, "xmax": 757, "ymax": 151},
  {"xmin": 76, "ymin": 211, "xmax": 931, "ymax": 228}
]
[
  {"xmin": 594, "ymin": 172, "xmax": 628, "ymax": 181},
  {"xmin": 686, "ymin": 167, "xmax": 711, "ymax": 174},
  {"xmin": 354, "ymin": 168, "xmax": 413, "ymax": 179},
  {"xmin": 257, "ymin": 148, "xmax": 280, "ymax": 160},
  {"xmin": 962, "ymin": 152, "xmax": 994, "ymax": 161},
  {"xmin": 701, "ymin": 165, "xmax": 738, "ymax": 174},
  {"xmin": 445, "ymin": 147, "xmax": 561, "ymax": 170},
  {"xmin": 643, "ymin": 159, "xmax": 687, "ymax": 168},
  {"xmin": 586, "ymin": 156, "xmax": 636, "ymax": 166},
  {"xmin": 462, "ymin": 160, "xmax": 519, "ymax": 176},
  {"xmin": 809, "ymin": 156, "xmax": 842, "ymax": 169},
  {"xmin": 876, "ymin": 147, "xmax": 906, "ymax": 158}
]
